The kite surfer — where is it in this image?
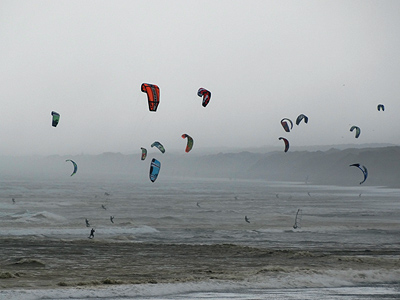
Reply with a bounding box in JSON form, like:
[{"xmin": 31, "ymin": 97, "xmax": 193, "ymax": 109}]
[
  {"xmin": 245, "ymin": 216, "xmax": 250, "ymax": 223},
  {"xmin": 101, "ymin": 205, "xmax": 107, "ymax": 210},
  {"xmin": 88, "ymin": 228, "xmax": 95, "ymax": 239},
  {"xmin": 110, "ymin": 216, "xmax": 114, "ymax": 223},
  {"xmin": 85, "ymin": 219, "xmax": 90, "ymax": 227},
  {"xmin": 293, "ymin": 209, "xmax": 302, "ymax": 229}
]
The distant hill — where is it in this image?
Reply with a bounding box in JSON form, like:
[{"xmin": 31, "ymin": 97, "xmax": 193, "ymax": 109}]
[
  {"xmin": 192, "ymin": 143, "xmax": 397, "ymax": 154},
  {"xmin": 163, "ymin": 146, "xmax": 400, "ymax": 187},
  {"xmin": 1, "ymin": 146, "xmax": 399, "ymax": 187}
]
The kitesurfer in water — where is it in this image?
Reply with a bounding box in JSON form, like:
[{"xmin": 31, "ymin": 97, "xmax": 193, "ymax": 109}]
[
  {"xmin": 293, "ymin": 209, "xmax": 302, "ymax": 229},
  {"xmin": 245, "ymin": 216, "xmax": 250, "ymax": 223},
  {"xmin": 88, "ymin": 228, "xmax": 95, "ymax": 239},
  {"xmin": 110, "ymin": 216, "xmax": 114, "ymax": 223},
  {"xmin": 101, "ymin": 205, "xmax": 107, "ymax": 210},
  {"xmin": 12, "ymin": 198, "xmax": 15, "ymax": 204},
  {"xmin": 85, "ymin": 219, "xmax": 90, "ymax": 227}
]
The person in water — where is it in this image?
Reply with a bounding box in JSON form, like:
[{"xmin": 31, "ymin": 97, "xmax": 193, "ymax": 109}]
[
  {"xmin": 110, "ymin": 216, "xmax": 114, "ymax": 223},
  {"xmin": 85, "ymin": 219, "xmax": 90, "ymax": 227},
  {"xmin": 88, "ymin": 228, "xmax": 95, "ymax": 239},
  {"xmin": 245, "ymin": 216, "xmax": 250, "ymax": 223}
]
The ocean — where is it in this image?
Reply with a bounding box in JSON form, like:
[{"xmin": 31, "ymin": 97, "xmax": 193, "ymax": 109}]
[{"xmin": 0, "ymin": 175, "xmax": 399, "ymax": 299}]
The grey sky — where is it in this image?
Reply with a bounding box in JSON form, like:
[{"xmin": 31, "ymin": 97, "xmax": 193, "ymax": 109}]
[{"xmin": 1, "ymin": 0, "xmax": 400, "ymax": 156}]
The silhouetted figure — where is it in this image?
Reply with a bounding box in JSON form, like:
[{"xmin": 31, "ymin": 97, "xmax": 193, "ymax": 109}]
[
  {"xmin": 110, "ymin": 216, "xmax": 114, "ymax": 223},
  {"xmin": 101, "ymin": 205, "xmax": 107, "ymax": 210},
  {"xmin": 85, "ymin": 219, "xmax": 90, "ymax": 227},
  {"xmin": 196, "ymin": 202, "xmax": 201, "ymax": 208},
  {"xmin": 88, "ymin": 228, "xmax": 95, "ymax": 239},
  {"xmin": 12, "ymin": 198, "xmax": 15, "ymax": 204},
  {"xmin": 245, "ymin": 216, "xmax": 250, "ymax": 223}
]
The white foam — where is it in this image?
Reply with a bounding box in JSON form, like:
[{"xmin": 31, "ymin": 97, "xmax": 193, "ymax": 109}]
[
  {"xmin": 0, "ymin": 225, "xmax": 159, "ymax": 238},
  {"xmin": 1, "ymin": 281, "xmax": 399, "ymax": 300},
  {"xmin": 2, "ymin": 210, "xmax": 68, "ymax": 224},
  {"xmin": 248, "ymin": 268, "xmax": 400, "ymax": 289},
  {"xmin": 0, "ymin": 282, "xmax": 233, "ymax": 300}
]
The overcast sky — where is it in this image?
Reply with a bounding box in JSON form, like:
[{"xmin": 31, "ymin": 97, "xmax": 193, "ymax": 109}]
[{"xmin": 1, "ymin": 0, "xmax": 400, "ymax": 156}]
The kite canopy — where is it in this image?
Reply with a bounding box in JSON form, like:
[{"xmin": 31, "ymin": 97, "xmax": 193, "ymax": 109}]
[
  {"xmin": 140, "ymin": 147, "xmax": 147, "ymax": 161},
  {"xmin": 377, "ymin": 104, "xmax": 385, "ymax": 111},
  {"xmin": 141, "ymin": 83, "xmax": 160, "ymax": 111},
  {"xmin": 350, "ymin": 126, "xmax": 361, "ymax": 138},
  {"xmin": 197, "ymin": 88, "xmax": 211, "ymax": 107},
  {"xmin": 280, "ymin": 118, "xmax": 293, "ymax": 133},
  {"xmin": 151, "ymin": 141, "xmax": 165, "ymax": 153},
  {"xmin": 65, "ymin": 159, "xmax": 77, "ymax": 176},
  {"xmin": 278, "ymin": 137, "xmax": 289, "ymax": 152},
  {"xmin": 51, "ymin": 111, "xmax": 60, "ymax": 127},
  {"xmin": 149, "ymin": 158, "xmax": 161, "ymax": 182},
  {"xmin": 296, "ymin": 114, "xmax": 308, "ymax": 125},
  {"xmin": 181, "ymin": 134, "xmax": 194, "ymax": 153},
  {"xmin": 349, "ymin": 163, "xmax": 368, "ymax": 184}
]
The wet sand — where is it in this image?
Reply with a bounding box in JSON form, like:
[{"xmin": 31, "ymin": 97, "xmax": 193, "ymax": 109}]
[{"xmin": 1, "ymin": 237, "xmax": 399, "ymax": 289}]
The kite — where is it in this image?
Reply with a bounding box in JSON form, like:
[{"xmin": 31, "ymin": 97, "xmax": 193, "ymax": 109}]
[
  {"xmin": 141, "ymin": 83, "xmax": 160, "ymax": 111},
  {"xmin": 181, "ymin": 134, "xmax": 194, "ymax": 153},
  {"xmin": 141, "ymin": 147, "xmax": 147, "ymax": 160},
  {"xmin": 349, "ymin": 163, "xmax": 368, "ymax": 184},
  {"xmin": 151, "ymin": 141, "xmax": 165, "ymax": 153},
  {"xmin": 51, "ymin": 111, "xmax": 60, "ymax": 127},
  {"xmin": 280, "ymin": 118, "xmax": 293, "ymax": 133},
  {"xmin": 197, "ymin": 88, "xmax": 211, "ymax": 107},
  {"xmin": 66, "ymin": 159, "xmax": 78, "ymax": 176},
  {"xmin": 278, "ymin": 137, "xmax": 289, "ymax": 152},
  {"xmin": 149, "ymin": 158, "xmax": 161, "ymax": 182},
  {"xmin": 350, "ymin": 126, "xmax": 361, "ymax": 138},
  {"xmin": 296, "ymin": 114, "xmax": 308, "ymax": 125},
  {"xmin": 377, "ymin": 104, "xmax": 385, "ymax": 111}
]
